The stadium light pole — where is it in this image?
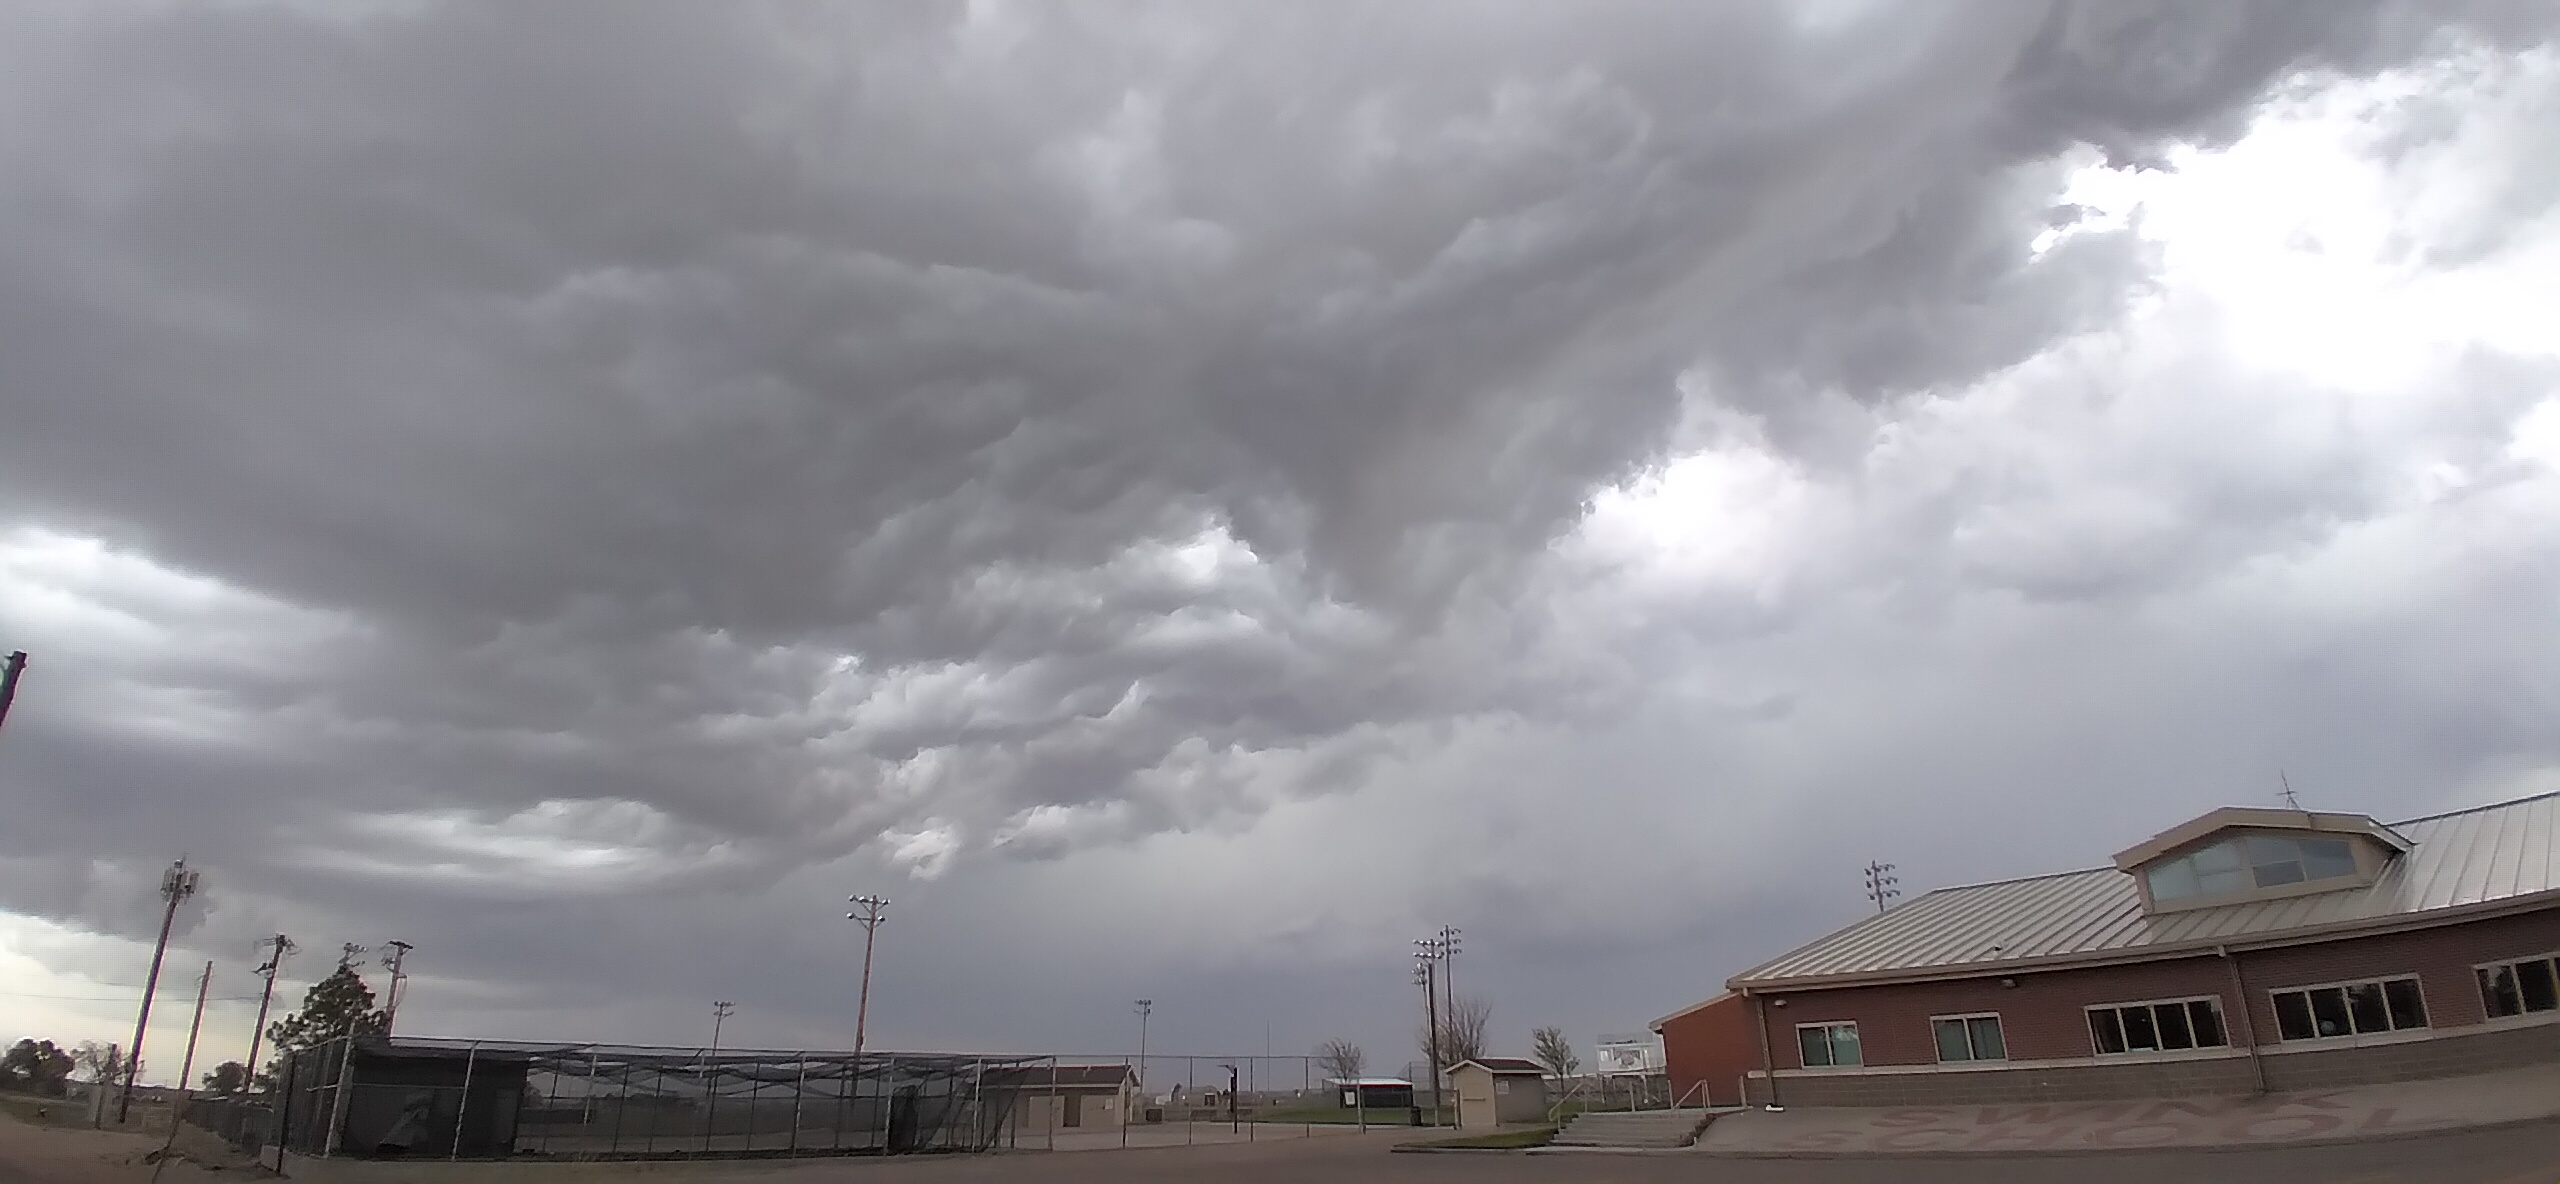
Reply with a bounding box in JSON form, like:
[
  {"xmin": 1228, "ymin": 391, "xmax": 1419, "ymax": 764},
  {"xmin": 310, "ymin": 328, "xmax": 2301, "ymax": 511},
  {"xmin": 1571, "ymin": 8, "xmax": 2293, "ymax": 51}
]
[
  {"xmin": 847, "ymin": 895, "xmax": 889, "ymax": 1062},
  {"xmin": 1413, "ymin": 954, "xmax": 1442, "ymax": 1126},
  {"xmin": 1435, "ymin": 926, "xmax": 1462, "ymax": 1030},
  {"xmin": 119, "ymin": 859, "xmax": 199, "ymax": 1124}
]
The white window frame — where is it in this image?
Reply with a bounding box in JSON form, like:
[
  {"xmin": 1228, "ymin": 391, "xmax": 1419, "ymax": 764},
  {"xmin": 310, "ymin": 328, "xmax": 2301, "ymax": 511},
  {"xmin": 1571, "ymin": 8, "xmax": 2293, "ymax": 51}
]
[
  {"xmin": 1927, "ymin": 1012, "xmax": 2006, "ymax": 1063},
  {"xmin": 2084, "ymin": 995, "xmax": 2229, "ymax": 1056},
  {"xmin": 1794, "ymin": 1021, "xmax": 1861, "ymax": 1069},
  {"xmin": 2267, "ymin": 974, "xmax": 2430, "ymax": 1042},
  {"xmin": 2474, "ymin": 951, "xmax": 2560, "ymax": 1020}
]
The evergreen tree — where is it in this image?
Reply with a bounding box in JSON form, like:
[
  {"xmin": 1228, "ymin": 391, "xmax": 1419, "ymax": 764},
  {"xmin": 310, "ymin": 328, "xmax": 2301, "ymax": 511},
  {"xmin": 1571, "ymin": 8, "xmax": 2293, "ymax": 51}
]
[
  {"xmin": 202, "ymin": 1061, "xmax": 251, "ymax": 1096},
  {"xmin": 262, "ymin": 963, "xmax": 388, "ymax": 1078},
  {"xmin": 1, "ymin": 1039, "xmax": 74, "ymax": 1096}
]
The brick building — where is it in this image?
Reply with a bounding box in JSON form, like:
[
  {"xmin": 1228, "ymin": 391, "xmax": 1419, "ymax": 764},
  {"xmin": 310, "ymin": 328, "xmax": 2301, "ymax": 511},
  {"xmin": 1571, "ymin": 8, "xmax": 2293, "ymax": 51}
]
[
  {"xmin": 1651, "ymin": 991, "xmax": 1758, "ymax": 1107},
  {"xmin": 1679, "ymin": 792, "xmax": 2560, "ymax": 1107}
]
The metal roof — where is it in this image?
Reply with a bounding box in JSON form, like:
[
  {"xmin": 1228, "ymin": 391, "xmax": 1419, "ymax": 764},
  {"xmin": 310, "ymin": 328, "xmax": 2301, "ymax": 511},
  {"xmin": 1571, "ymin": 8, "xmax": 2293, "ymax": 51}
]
[{"xmin": 1732, "ymin": 791, "xmax": 2560, "ymax": 990}]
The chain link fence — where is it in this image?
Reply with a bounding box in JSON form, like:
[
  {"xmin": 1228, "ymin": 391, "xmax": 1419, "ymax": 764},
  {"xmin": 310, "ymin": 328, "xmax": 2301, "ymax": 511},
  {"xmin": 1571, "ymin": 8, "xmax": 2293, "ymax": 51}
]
[
  {"xmin": 264, "ymin": 1037, "xmax": 1044, "ymax": 1160},
  {"xmin": 202, "ymin": 1040, "xmax": 1452, "ymax": 1161}
]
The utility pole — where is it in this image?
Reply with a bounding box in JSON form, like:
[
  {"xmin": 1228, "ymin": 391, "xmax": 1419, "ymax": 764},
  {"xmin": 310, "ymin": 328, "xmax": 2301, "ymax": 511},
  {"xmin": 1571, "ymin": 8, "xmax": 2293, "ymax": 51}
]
[
  {"xmin": 1862, "ymin": 861, "xmax": 1900, "ymax": 915},
  {"xmin": 846, "ymin": 895, "xmax": 888, "ymax": 1062},
  {"xmin": 379, "ymin": 941, "xmax": 415, "ymax": 1034},
  {"xmin": 150, "ymin": 963, "xmax": 214, "ymax": 1182},
  {"xmin": 245, "ymin": 934, "xmax": 296, "ymax": 1095},
  {"xmin": 1413, "ymin": 955, "xmax": 1442, "ymax": 1126},
  {"xmin": 1132, "ymin": 999, "xmax": 1151, "ymax": 1097},
  {"xmin": 705, "ymin": 1001, "xmax": 733, "ymax": 1152},
  {"xmin": 120, "ymin": 859, "xmax": 199, "ymax": 1124},
  {"xmin": 0, "ymin": 650, "xmax": 27, "ymax": 732}
]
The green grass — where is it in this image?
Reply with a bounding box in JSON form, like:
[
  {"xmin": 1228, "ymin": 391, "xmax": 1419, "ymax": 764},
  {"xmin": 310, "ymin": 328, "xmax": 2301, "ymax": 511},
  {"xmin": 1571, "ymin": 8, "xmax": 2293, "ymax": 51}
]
[{"xmin": 1408, "ymin": 1126, "xmax": 1557, "ymax": 1150}]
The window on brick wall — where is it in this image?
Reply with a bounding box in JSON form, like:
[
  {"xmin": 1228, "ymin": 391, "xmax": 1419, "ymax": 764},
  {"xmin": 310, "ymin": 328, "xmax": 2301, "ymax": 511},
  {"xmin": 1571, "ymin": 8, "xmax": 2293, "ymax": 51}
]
[
  {"xmin": 2270, "ymin": 976, "xmax": 2428, "ymax": 1041},
  {"xmin": 2477, "ymin": 954, "xmax": 2560, "ymax": 1019},
  {"xmin": 2087, "ymin": 997, "xmax": 2228, "ymax": 1054},
  {"xmin": 1795, "ymin": 1022, "xmax": 1861, "ymax": 1068},
  {"xmin": 1930, "ymin": 1014, "xmax": 2006, "ymax": 1063}
]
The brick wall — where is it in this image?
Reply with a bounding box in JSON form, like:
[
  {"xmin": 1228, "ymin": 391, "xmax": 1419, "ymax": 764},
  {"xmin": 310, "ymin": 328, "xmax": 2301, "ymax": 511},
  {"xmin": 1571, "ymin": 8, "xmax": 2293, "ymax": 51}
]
[
  {"xmin": 1745, "ymin": 1054, "xmax": 2258, "ymax": 1108},
  {"xmin": 1738, "ymin": 902, "xmax": 2560, "ymax": 1106},
  {"xmin": 1657, "ymin": 993, "xmax": 1757, "ymax": 1107}
]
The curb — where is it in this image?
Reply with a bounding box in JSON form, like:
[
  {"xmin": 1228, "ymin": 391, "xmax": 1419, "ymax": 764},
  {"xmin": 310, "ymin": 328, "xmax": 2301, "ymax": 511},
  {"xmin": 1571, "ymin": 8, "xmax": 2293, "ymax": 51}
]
[{"xmin": 1683, "ymin": 1113, "xmax": 2560, "ymax": 1161}]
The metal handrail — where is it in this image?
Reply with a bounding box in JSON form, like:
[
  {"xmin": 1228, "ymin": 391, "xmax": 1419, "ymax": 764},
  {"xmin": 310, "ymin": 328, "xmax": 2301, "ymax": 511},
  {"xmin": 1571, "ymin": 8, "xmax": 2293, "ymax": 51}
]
[{"xmin": 1544, "ymin": 1076, "xmax": 1597, "ymax": 1126}]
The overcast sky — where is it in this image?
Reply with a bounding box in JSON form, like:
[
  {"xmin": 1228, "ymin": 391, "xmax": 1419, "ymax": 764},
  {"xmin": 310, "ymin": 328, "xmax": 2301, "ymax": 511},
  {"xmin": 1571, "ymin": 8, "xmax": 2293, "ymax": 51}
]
[{"xmin": 4, "ymin": 0, "xmax": 2559, "ymax": 1085}]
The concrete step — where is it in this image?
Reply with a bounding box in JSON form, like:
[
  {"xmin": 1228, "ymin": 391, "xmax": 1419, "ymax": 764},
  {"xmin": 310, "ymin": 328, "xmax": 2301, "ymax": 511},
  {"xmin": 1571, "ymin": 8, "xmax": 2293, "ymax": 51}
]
[{"xmin": 1551, "ymin": 1108, "xmax": 1713, "ymax": 1148}]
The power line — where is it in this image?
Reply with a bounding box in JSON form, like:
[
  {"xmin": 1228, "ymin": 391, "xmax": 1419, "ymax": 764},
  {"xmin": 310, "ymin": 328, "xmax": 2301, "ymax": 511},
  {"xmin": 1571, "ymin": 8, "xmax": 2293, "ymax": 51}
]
[{"xmin": 0, "ymin": 990, "xmax": 267, "ymax": 1003}]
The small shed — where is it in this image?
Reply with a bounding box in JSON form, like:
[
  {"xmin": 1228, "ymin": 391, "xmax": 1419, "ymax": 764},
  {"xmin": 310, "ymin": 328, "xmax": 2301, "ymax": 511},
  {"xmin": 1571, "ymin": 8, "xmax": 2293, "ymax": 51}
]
[
  {"xmin": 1325, "ymin": 1077, "xmax": 1414, "ymax": 1110},
  {"xmin": 999, "ymin": 1064, "xmax": 1137, "ymax": 1132},
  {"xmin": 1444, "ymin": 1058, "xmax": 1548, "ymax": 1129}
]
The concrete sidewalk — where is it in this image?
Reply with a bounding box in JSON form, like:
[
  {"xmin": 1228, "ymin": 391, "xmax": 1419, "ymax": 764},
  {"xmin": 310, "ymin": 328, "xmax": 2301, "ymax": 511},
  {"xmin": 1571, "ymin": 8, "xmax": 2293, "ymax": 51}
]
[{"xmin": 1690, "ymin": 1062, "xmax": 2560, "ymax": 1157}]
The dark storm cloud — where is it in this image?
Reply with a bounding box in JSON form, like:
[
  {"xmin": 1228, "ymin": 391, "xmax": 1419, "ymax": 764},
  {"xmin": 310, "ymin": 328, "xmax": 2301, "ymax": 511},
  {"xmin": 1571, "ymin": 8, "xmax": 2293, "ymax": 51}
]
[{"xmin": 1, "ymin": 0, "xmax": 2553, "ymax": 956}]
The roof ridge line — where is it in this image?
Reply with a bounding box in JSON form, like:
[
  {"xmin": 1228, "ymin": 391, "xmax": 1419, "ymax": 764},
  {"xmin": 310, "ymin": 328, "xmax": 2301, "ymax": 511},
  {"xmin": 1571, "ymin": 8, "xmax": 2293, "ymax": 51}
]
[
  {"xmin": 2389, "ymin": 787, "xmax": 2560, "ymax": 827},
  {"xmin": 1936, "ymin": 789, "xmax": 2560, "ymax": 893}
]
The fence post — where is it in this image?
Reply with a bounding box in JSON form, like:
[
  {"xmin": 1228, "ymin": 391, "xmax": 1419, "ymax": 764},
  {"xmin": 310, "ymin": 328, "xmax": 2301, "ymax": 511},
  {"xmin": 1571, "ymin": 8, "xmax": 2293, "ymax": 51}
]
[
  {"xmin": 790, "ymin": 1054, "xmax": 806, "ymax": 1155},
  {"xmin": 830, "ymin": 1057, "xmax": 847, "ymax": 1152},
  {"xmin": 450, "ymin": 1042, "xmax": 478, "ymax": 1160},
  {"xmin": 640, "ymin": 1062, "xmax": 657, "ymax": 1156},
  {"xmin": 608, "ymin": 1056, "xmax": 630, "ymax": 1157},
  {"xmin": 880, "ymin": 1054, "xmax": 896, "ymax": 1153},
  {"xmin": 322, "ymin": 1035, "xmax": 358, "ymax": 1158},
  {"xmin": 269, "ymin": 1053, "xmax": 296, "ymax": 1173},
  {"xmin": 969, "ymin": 1058, "xmax": 985, "ymax": 1151},
  {"xmin": 746, "ymin": 1051, "xmax": 767, "ymax": 1154}
]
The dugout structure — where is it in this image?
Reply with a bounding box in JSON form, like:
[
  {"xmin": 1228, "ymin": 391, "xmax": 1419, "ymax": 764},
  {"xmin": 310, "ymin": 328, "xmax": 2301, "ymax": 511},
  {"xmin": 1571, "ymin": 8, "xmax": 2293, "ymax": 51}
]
[{"xmin": 274, "ymin": 1036, "xmax": 1043, "ymax": 1160}]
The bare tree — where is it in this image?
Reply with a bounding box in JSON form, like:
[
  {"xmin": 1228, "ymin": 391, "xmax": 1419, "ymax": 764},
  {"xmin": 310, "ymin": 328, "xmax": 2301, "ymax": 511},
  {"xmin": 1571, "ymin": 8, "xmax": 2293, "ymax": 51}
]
[
  {"xmin": 1418, "ymin": 997, "xmax": 1495, "ymax": 1068},
  {"xmin": 1531, "ymin": 1026, "xmax": 1580, "ymax": 1078},
  {"xmin": 1442, "ymin": 996, "xmax": 1491, "ymax": 1065},
  {"xmin": 1316, "ymin": 1039, "xmax": 1366, "ymax": 1083},
  {"xmin": 70, "ymin": 1041, "xmax": 122, "ymax": 1084}
]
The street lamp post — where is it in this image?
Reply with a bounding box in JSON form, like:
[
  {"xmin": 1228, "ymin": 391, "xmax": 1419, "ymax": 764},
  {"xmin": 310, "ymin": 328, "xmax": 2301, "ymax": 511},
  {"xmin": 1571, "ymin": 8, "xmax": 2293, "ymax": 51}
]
[{"xmin": 119, "ymin": 859, "xmax": 199, "ymax": 1124}]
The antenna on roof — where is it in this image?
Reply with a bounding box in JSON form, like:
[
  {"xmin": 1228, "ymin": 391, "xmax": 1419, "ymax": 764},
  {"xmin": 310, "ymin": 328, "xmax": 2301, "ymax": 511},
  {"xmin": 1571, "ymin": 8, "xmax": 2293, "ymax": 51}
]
[{"xmin": 2279, "ymin": 771, "xmax": 2304, "ymax": 813}]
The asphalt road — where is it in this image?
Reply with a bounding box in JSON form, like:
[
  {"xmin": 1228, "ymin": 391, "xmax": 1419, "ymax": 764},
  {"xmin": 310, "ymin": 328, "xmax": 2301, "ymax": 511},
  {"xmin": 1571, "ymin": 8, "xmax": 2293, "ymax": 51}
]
[
  {"xmin": 758, "ymin": 1120, "xmax": 2560, "ymax": 1184},
  {"xmin": 7, "ymin": 1116, "xmax": 2556, "ymax": 1184}
]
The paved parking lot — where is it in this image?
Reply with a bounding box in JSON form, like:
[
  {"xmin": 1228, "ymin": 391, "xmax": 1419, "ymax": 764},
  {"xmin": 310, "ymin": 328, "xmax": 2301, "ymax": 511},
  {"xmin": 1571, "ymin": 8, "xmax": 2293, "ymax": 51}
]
[{"xmin": 10, "ymin": 1111, "xmax": 2555, "ymax": 1184}]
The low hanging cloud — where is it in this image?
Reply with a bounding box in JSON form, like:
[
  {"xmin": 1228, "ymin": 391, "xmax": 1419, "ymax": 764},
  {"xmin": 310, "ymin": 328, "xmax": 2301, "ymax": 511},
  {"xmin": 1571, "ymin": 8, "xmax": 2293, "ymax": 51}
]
[{"xmin": 1, "ymin": 0, "xmax": 2556, "ymax": 949}]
